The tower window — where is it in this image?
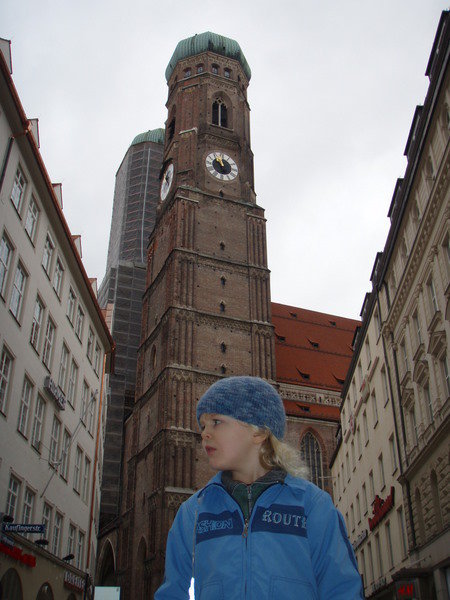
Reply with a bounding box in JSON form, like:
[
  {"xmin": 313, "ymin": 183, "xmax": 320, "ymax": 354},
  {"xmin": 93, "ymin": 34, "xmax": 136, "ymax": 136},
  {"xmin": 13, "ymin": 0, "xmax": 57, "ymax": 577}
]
[
  {"xmin": 221, "ymin": 365, "xmax": 227, "ymax": 374},
  {"xmin": 220, "ymin": 342, "xmax": 226, "ymax": 353},
  {"xmin": 197, "ymin": 64, "xmax": 204, "ymax": 74},
  {"xmin": 211, "ymin": 64, "xmax": 219, "ymax": 75},
  {"xmin": 220, "ymin": 241, "xmax": 225, "ymax": 250},
  {"xmin": 220, "ymin": 276, "xmax": 226, "ymax": 286},
  {"xmin": 168, "ymin": 118, "xmax": 175, "ymax": 142},
  {"xmin": 224, "ymin": 68, "xmax": 231, "ymax": 78},
  {"xmin": 220, "ymin": 302, "xmax": 225, "ymax": 312},
  {"xmin": 184, "ymin": 68, "xmax": 191, "ymax": 78},
  {"xmin": 212, "ymin": 99, "xmax": 228, "ymax": 128}
]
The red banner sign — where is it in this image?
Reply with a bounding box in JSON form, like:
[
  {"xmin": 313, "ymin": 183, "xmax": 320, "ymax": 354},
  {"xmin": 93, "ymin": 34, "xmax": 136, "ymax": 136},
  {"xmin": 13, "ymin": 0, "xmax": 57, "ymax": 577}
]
[
  {"xmin": 0, "ymin": 541, "xmax": 36, "ymax": 567},
  {"xmin": 369, "ymin": 486, "xmax": 395, "ymax": 531}
]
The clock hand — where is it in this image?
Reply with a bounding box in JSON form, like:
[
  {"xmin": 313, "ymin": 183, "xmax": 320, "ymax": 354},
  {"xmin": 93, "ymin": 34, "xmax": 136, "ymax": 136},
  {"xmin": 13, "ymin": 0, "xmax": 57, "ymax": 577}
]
[{"xmin": 216, "ymin": 154, "xmax": 224, "ymax": 167}]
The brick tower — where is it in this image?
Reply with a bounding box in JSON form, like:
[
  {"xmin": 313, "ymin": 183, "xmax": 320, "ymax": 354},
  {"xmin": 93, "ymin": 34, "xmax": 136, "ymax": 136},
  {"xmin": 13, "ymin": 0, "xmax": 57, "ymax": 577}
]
[{"xmin": 116, "ymin": 32, "xmax": 275, "ymax": 597}]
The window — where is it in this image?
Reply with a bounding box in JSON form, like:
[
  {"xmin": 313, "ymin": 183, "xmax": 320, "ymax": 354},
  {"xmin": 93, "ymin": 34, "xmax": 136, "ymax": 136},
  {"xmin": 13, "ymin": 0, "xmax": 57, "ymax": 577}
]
[
  {"xmin": 362, "ymin": 482, "xmax": 368, "ymax": 514},
  {"xmin": 51, "ymin": 512, "xmax": 62, "ymax": 556},
  {"xmin": 82, "ymin": 457, "xmax": 91, "ymax": 502},
  {"xmin": 9, "ymin": 262, "xmax": 27, "ymax": 320},
  {"xmin": 389, "ymin": 434, "xmax": 397, "ymax": 473},
  {"xmin": 42, "ymin": 503, "xmax": 52, "ymax": 540},
  {"xmin": 224, "ymin": 68, "xmax": 231, "ymax": 78},
  {"xmin": 212, "ymin": 98, "xmax": 228, "ymax": 128},
  {"xmin": 60, "ymin": 429, "xmax": 71, "ymax": 480},
  {"xmin": 87, "ymin": 328, "xmax": 94, "ymax": 362},
  {"xmin": 80, "ymin": 381, "xmax": 89, "ymax": 423},
  {"xmin": 351, "ymin": 440, "xmax": 355, "ymax": 470},
  {"xmin": 385, "ymin": 521, "xmax": 394, "ymax": 568},
  {"xmin": 24, "ymin": 196, "xmax": 39, "ymax": 242},
  {"xmin": 58, "ymin": 344, "xmax": 69, "ymax": 392},
  {"xmin": 367, "ymin": 541, "xmax": 374, "ymax": 583},
  {"xmin": 0, "ymin": 346, "xmax": 13, "ymax": 414},
  {"xmin": 75, "ymin": 305, "xmax": 85, "ymax": 340},
  {"xmin": 413, "ymin": 312, "xmax": 422, "ymax": 345},
  {"xmin": 183, "ymin": 67, "xmax": 191, "ymax": 78},
  {"xmin": 67, "ymin": 360, "xmax": 78, "ymax": 407},
  {"xmin": 88, "ymin": 393, "xmax": 96, "ymax": 435},
  {"xmin": 378, "ymin": 454, "xmax": 385, "ymax": 489},
  {"xmin": 397, "ymin": 507, "xmax": 407, "ymax": 557},
  {"xmin": 211, "ymin": 64, "xmax": 219, "ymax": 74},
  {"xmin": 22, "ymin": 488, "xmax": 35, "ymax": 527},
  {"xmin": 76, "ymin": 530, "xmax": 85, "ymax": 569},
  {"xmin": 375, "ymin": 533, "xmax": 383, "ymax": 576},
  {"xmin": 357, "ymin": 361, "xmax": 363, "ymax": 386},
  {"xmin": 30, "ymin": 296, "xmax": 44, "ymax": 350},
  {"xmin": 0, "ymin": 235, "xmax": 13, "ymax": 298},
  {"xmin": 365, "ymin": 339, "xmax": 371, "ymax": 367},
  {"xmin": 300, "ymin": 432, "xmax": 324, "ymax": 489},
  {"xmin": 423, "ymin": 384, "xmax": 434, "ymax": 424},
  {"xmin": 369, "ymin": 471, "xmax": 375, "ymax": 498},
  {"xmin": 345, "ymin": 452, "xmax": 350, "ymax": 482},
  {"xmin": 427, "ymin": 277, "xmax": 438, "ymax": 313},
  {"xmin": 219, "ymin": 302, "xmax": 225, "ymax": 312},
  {"xmin": 6, "ymin": 475, "xmax": 21, "ymax": 519},
  {"xmin": 362, "ymin": 411, "xmax": 369, "ymax": 444},
  {"xmin": 31, "ymin": 395, "xmax": 45, "ymax": 451},
  {"xmin": 371, "ymin": 393, "xmax": 378, "ymax": 426},
  {"xmin": 350, "ymin": 503, "xmax": 355, "ymax": 531},
  {"xmin": 67, "ymin": 288, "xmax": 76, "ymax": 324},
  {"xmin": 52, "ymin": 258, "xmax": 64, "ymax": 297},
  {"xmin": 42, "ymin": 317, "xmax": 56, "ymax": 369},
  {"xmin": 74, "ymin": 446, "xmax": 82, "ymax": 492},
  {"xmin": 94, "ymin": 343, "xmax": 101, "ymax": 375},
  {"xmin": 49, "ymin": 415, "xmax": 61, "ymax": 466},
  {"xmin": 42, "ymin": 235, "xmax": 54, "ymax": 276},
  {"xmin": 67, "ymin": 524, "xmax": 76, "ymax": 556},
  {"xmin": 356, "ymin": 426, "xmax": 362, "ymax": 457},
  {"xmin": 409, "ymin": 403, "xmax": 418, "ymax": 445},
  {"xmin": 196, "ymin": 64, "xmax": 203, "ymax": 73},
  {"xmin": 17, "ymin": 376, "xmax": 33, "ymax": 436},
  {"xmin": 356, "ymin": 493, "xmax": 361, "ymax": 523},
  {"xmin": 430, "ymin": 470, "xmax": 443, "ymax": 530},
  {"xmin": 10, "ymin": 167, "xmax": 27, "ymax": 212}
]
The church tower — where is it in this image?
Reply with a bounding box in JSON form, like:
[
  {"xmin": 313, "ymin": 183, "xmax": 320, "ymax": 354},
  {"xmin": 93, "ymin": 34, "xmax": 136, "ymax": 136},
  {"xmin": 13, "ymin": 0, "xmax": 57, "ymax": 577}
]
[{"xmin": 116, "ymin": 33, "xmax": 275, "ymax": 597}]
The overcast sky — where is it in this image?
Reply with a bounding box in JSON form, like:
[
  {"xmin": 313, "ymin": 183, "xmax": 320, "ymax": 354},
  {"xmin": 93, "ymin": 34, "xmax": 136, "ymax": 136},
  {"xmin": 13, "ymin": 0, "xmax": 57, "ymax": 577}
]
[{"xmin": 2, "ymin": 0, "xmax": 446, "ymax": 319}]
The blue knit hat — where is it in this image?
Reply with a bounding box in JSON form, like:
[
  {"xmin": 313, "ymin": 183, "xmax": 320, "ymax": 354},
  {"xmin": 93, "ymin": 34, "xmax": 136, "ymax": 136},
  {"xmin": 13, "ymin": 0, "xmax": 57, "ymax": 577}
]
[{"xmin": 196, "ymin": 376, "xmax": 286, "ymax": 439}]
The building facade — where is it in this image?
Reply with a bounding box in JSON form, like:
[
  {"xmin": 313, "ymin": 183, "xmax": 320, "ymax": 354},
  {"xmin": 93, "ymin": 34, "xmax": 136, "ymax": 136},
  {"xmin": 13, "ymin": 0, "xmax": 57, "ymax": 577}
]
[
  {"xmin": 331, "ymin": 11, "xmax": 449, "ymax": 599},
  {"xmin": 98, "ymin": 129, "xmax": 164, "ymax": 529},
  {"xmin": 0, "ymin": 40, "xmax": 114, "ymax": 599}
]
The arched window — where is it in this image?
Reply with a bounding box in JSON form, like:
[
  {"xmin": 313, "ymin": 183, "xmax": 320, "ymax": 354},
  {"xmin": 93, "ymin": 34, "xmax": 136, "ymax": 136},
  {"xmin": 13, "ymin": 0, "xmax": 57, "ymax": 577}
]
[
  {"xmin": 36, "ymin": 582, "xmax": 54, "ymax": 600},
  {"xmin": 212, "ymin": 99, "xmax": 228, "ymax": 128},
  {"xmin": 430, "ymin": 470, "xmax": 443, "ymax": 530},
  {"xmin": 1, "ymin": 568, "xmax": 23, "ymax": 600},
  {"xmin": 300, "ymin": 432, "xmax": 324, "ymax": 489}
]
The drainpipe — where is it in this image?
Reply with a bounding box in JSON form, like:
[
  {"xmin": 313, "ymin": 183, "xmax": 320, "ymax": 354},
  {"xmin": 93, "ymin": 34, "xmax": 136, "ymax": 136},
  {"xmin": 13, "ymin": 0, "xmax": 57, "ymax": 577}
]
[{"xmin": 0, "ymin": 136, "xmax": 14, "ymax": 193}]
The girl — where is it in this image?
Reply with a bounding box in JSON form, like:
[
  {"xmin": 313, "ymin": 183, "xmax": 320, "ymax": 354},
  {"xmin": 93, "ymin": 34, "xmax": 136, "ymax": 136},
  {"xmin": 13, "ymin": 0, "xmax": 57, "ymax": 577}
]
[{"xmin": 155, "ymin": 376, "xmax": 364, "ymax": 599}]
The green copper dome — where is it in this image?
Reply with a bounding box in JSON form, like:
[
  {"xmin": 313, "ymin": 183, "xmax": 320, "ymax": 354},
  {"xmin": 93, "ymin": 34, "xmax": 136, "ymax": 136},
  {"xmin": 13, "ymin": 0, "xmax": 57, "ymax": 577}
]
[
  {"xmin": 131, "ymin": 128, "xmax": 165, "ymax": 147},
  {"xmin": 165, "ymin": 32, "xmax": 251, "ymax": 82}
]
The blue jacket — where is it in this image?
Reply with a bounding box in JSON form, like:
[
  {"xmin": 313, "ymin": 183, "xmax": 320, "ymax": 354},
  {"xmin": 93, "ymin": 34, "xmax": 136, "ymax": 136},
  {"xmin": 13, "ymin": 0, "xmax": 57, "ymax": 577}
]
[{"xmin": 155, "ymin": 472, "xmax": 364, "ymax": 599}]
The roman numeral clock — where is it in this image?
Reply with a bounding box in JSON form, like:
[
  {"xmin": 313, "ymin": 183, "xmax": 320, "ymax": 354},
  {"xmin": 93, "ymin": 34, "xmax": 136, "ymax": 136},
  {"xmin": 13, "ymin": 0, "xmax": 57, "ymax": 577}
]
[{"xmin": 205, "ymin": 151, "xmax": 238, "ymax": 181}]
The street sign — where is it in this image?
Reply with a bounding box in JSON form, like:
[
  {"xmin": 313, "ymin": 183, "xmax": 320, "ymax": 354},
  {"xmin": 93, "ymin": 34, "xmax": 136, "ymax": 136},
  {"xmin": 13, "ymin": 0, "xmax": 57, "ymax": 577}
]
[{"xmin": 2, "ymin": 523, "xmax": 46, "ymax": 534}]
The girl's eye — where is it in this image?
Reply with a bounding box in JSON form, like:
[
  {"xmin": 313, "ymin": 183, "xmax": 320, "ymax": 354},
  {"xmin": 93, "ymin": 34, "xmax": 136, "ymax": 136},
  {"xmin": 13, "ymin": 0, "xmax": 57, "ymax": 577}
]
[{"xmin": 213, "ymin": 419, "xmax": 221, "ymax": 426}]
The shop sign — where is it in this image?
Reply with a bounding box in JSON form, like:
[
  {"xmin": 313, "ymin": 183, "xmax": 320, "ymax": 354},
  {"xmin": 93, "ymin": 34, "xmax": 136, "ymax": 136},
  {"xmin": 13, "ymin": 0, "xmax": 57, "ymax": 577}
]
[
  {"xmin": 352, "ymin": 528, "xmax": 368, "ymax": 551},
  {"xmin": 64, "ymin": 571, "xmax": 85, "ymax": 593},
  {"xmin": 2, "ymin": 523, "xmax": 45, "ymax": 534},
  {"xmin": 369, "ymin": 486, "xmax": 394, "ymax": 531},
  {"xmin": 395, "ymin": 581, "xmax": 417, "ymax": 598},
  {"xmin": 0, "ymin": 541, "xmax": 36, "ymax": 567},
  {"xmin": 44, "ymin": 376, "xmax": 66, "ymax": 410}
]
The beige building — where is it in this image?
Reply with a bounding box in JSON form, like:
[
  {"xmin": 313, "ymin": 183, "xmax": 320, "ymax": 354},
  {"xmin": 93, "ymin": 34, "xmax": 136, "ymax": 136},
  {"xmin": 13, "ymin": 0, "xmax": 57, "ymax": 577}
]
[
  {"xmin": 0, "ymin": 40, "xmax": 114, "ymax": 599},
  {"xmin": 331, "ymin": 11, "xmax": 449, "ymax": 600}
]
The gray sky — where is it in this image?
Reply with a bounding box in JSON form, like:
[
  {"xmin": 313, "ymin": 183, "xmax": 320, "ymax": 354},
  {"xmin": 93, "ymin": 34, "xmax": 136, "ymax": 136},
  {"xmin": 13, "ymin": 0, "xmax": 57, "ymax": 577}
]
[{"xmin": 2, "ymin": 0, "xmax": 446, "ymax": 319}]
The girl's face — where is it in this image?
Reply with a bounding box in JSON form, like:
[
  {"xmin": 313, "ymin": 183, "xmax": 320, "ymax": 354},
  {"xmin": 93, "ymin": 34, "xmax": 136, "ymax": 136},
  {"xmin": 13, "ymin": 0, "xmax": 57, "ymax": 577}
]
[{"xmin": 199, "ymin": 413, "xmax": 268, "ymax": 483}]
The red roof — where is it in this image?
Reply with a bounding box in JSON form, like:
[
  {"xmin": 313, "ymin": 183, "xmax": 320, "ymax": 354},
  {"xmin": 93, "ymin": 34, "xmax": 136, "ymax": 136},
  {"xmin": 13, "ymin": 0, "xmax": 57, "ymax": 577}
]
[
  {"xmin": 283, "ymin": 399, "xmax": 340, "ymax": 422},
  {"xmin": 272, "ymin": 302, "xmax": 360, "ymax": 392}
]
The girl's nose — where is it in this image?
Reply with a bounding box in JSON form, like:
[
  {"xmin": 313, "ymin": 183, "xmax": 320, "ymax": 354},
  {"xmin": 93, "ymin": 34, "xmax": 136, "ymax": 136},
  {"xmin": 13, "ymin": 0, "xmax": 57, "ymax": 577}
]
[{"xmin": 201, "ymin": 427, "xmax": 210, "ymax": 439}]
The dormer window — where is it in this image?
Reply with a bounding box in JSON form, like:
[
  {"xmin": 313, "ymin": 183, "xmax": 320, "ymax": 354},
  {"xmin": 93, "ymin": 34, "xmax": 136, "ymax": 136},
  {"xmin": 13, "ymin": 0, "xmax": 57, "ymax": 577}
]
[{"xmin": 212, "ymin": 64, "xmax": 219, "ymax": 75}]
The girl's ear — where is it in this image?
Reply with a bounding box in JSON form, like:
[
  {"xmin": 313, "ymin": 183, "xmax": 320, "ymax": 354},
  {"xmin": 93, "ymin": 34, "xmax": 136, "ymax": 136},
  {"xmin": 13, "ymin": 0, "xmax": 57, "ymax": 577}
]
[{"xmin": 252, "ymin": 429, "xmax": 269, "ymax": 445}]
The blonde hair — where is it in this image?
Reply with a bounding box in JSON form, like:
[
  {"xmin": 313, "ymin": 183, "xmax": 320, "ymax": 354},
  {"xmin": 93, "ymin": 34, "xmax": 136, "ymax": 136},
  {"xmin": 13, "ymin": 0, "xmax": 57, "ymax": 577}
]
[{"xmin": 251, "ymin": 426, "xmax": 309, "ymax": 479}]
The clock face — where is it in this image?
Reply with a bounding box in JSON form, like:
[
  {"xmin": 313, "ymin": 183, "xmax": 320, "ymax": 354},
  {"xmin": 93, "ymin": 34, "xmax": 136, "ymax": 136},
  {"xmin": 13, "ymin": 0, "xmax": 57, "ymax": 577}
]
[
  {"xmin": 160, "ymin": 163, "xmax": 174, "ymax": 201},
  {"xmin": 205, "ymin": 152, "xmax": 238, "ymax": 181}
]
